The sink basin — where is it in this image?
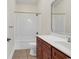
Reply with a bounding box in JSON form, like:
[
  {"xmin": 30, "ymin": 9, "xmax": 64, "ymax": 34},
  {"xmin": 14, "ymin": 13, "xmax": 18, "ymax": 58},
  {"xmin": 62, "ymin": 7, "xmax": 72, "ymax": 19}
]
[
  {"xmin": 42, "ymin": 35, "xmax": 65, "ymax": 41},
  {"xmin": 54, "ymin": 41, "xmax": 71, "ymax": 49}
]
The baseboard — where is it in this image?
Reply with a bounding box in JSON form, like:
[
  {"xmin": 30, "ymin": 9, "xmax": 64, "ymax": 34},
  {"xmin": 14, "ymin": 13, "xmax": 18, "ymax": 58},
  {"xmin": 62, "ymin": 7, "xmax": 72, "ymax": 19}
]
[{"xmin": 8, "ymin": 47, "xmax": 15, "ymax": 59}]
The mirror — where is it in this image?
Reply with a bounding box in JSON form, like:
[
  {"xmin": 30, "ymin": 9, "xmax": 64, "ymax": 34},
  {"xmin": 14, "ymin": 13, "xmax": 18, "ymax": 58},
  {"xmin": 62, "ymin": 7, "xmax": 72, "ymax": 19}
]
[{"xmin": 51, "ymin": 0, "xmax": 71, "ymax": 36}]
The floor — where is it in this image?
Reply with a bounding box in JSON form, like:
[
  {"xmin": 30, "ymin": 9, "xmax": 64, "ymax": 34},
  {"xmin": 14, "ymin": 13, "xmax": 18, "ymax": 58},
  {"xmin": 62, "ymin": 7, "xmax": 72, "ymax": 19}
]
[{"xmin": 12, "ymin": 49, "xmax": 36, "ymax": 59}]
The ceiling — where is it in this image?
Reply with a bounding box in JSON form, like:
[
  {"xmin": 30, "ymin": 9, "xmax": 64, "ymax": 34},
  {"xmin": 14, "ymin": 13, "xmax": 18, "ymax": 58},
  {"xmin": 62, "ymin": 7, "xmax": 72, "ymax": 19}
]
[{"xmin": 16, "ymin": 0, "xmax": 39, "ymax": 5}]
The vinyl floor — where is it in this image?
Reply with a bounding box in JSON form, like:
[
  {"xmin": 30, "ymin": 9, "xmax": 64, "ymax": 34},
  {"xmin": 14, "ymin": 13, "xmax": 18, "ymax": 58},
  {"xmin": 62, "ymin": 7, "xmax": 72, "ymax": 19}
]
[{"xmin": 12, "ymin": 49, "xmax": 36, "ymax": 59}]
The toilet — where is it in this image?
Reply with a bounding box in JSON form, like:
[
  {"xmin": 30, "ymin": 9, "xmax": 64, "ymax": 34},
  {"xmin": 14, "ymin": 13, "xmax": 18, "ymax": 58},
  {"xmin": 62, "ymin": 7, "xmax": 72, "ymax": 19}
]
[{"xmin": 29, "ymin": 42, "xmax": 36, "ymax": 56}]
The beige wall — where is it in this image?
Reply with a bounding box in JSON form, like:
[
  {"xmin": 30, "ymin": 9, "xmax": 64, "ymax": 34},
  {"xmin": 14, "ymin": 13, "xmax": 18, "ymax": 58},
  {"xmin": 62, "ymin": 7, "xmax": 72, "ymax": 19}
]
[
  {"xmin": 38, "ymin": 0, "xmax": 55, "ymax": 34},
  {"xmin": 65, "ymin": 0, "xmax": 71, "ymax": 33},
  {"xmin": 15, "ymin": 4, "xmax": 38, "ymax": 12}
]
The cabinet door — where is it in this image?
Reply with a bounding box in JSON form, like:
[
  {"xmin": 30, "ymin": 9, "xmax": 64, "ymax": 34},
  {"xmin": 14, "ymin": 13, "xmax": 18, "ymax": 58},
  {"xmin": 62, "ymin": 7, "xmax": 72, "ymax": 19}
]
[
  {"xmin": 42, "ymin": 40, "xmax": 51, "ymax": 59},
  {"xmin": 42, "ymin": 47, "xmax": 51, "ymax": 59},
  {"xmin": 52, "ymin": 47, "xmax": 70, "ymax": 59},
  {"xmin": 37, "ymin": 37, "xmax": 42, "ymax": 59}
]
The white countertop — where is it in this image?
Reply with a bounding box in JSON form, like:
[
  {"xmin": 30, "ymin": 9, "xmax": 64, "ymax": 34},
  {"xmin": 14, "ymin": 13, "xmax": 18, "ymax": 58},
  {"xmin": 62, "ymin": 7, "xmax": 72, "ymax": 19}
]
[{"xmin": 37, "ymin": 35, "xmax": 71, "ymax": 57}]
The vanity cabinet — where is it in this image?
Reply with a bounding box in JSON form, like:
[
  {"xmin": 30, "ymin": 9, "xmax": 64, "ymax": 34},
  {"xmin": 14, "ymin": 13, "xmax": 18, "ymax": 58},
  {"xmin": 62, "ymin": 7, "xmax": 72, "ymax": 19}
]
[
  {"xmin": 37, "ymin": 37, "xmax": 42, "ymax": 59},
  {"xmin": 52, "ymin": 47, "xmax": 70, "ymax": 59},
  {"xmin": 37, "ymin": 37, "xmax": 51, "ymax": 59},
  {"xmin": 42, "ymin": 39, "xmax": 51, "ymax": 59},
  {"xmin": 37, "ymin": 37, "xmax": 70, "ymax": 59}
]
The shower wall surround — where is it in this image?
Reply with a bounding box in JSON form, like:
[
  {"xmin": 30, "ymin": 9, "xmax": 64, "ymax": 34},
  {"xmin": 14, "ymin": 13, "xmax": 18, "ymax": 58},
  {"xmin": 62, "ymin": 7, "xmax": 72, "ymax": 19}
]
[{"xmin": 15, "ymin": 13, "xmax": 38, "ymax": 49}]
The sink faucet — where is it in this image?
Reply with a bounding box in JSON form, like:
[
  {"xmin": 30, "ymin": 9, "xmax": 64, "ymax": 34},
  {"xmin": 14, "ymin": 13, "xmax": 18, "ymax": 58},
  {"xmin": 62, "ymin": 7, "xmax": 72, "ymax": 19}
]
[
  {"xmin": 67, "ymin": 37, "xmax": 71, "ymax": 43},
  {"xmin": 65, "ymin": 34, "xmax": 71, "ymax": 43}
]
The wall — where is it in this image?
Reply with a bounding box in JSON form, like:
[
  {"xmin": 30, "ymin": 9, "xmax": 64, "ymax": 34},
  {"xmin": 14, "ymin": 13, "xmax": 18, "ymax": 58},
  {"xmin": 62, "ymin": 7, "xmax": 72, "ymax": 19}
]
[
  {"xmin": 15, "ymin": 4, "xmax": 38, "ymax": 12},
  {"xmin": 7, "ymin": 0, "xmax": 15, "ymax": 59},
  {"xmin": 65, "ymin": 0, "xmax": 71, "ymax": 33},
  {"xmin": 37, "ymin": 0, "xmax": 55, "ymax": 34}
]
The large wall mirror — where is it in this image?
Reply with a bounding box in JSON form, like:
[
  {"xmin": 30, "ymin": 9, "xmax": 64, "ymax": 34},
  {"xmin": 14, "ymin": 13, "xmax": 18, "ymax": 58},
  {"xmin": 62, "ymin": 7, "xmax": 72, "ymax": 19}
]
[{"xmin": 51, "ymin": 0, "xmax": 71, "ymax": 36}]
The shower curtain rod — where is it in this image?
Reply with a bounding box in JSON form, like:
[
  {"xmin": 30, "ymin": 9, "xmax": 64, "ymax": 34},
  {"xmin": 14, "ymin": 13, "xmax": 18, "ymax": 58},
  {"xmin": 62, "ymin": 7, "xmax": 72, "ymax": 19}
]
[{"xmin": 14, "ymin": 11, "xmax": 40, "ymax": 14}]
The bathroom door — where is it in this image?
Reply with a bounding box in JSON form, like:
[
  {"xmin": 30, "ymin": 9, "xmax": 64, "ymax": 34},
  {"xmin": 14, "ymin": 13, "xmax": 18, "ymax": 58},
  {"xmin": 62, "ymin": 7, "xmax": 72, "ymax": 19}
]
[{"xmin": 15, "ymin": 13, "xmax": 38, "ymax": 42}]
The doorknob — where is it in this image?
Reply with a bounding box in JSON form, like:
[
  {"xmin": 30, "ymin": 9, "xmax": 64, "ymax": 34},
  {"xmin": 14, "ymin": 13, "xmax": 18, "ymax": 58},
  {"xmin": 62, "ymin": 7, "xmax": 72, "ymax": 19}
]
[{"xmin": 7, "ymin": 38, "xmax": 11, "ymax": 42}]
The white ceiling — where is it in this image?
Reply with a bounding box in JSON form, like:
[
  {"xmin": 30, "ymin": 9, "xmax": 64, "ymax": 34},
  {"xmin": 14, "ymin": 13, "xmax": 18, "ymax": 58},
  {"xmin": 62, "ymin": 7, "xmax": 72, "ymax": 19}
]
[{"xmin": 16, "ymin": 0, "xmax": 39, "ymax": 5}]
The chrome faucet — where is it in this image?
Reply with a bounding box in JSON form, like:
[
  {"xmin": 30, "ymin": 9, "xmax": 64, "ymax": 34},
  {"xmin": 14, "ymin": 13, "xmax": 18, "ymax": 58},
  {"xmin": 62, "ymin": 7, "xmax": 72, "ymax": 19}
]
[
  {"xmin": 67, "ymin": 37, "xmax": 71, "ymax": 43},
  {"xmin": 65, "ymin": 34, "xmax": 71, "ymax": 43}
]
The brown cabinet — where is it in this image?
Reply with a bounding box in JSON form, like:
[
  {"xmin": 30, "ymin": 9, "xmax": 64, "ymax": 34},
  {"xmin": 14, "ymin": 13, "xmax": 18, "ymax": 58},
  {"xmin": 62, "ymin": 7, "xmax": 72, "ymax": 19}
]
[
  {"xmin": 42, "ymin": 39, "xmax": 51, "ymax": 59},
  {"xmin": 37, "ymin": 37, "xmax": 51, "ymax": 59},
  {"xmin": 37, "ymin": 37, "xmax": 71, "ymax": 59},
  {"xmin": 37, "ymin": 37, "xmax": 42, "ymax": 59},
  {"xmin": 52, "ymin": 47, "xmax": 70, "ymax": 59}
]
